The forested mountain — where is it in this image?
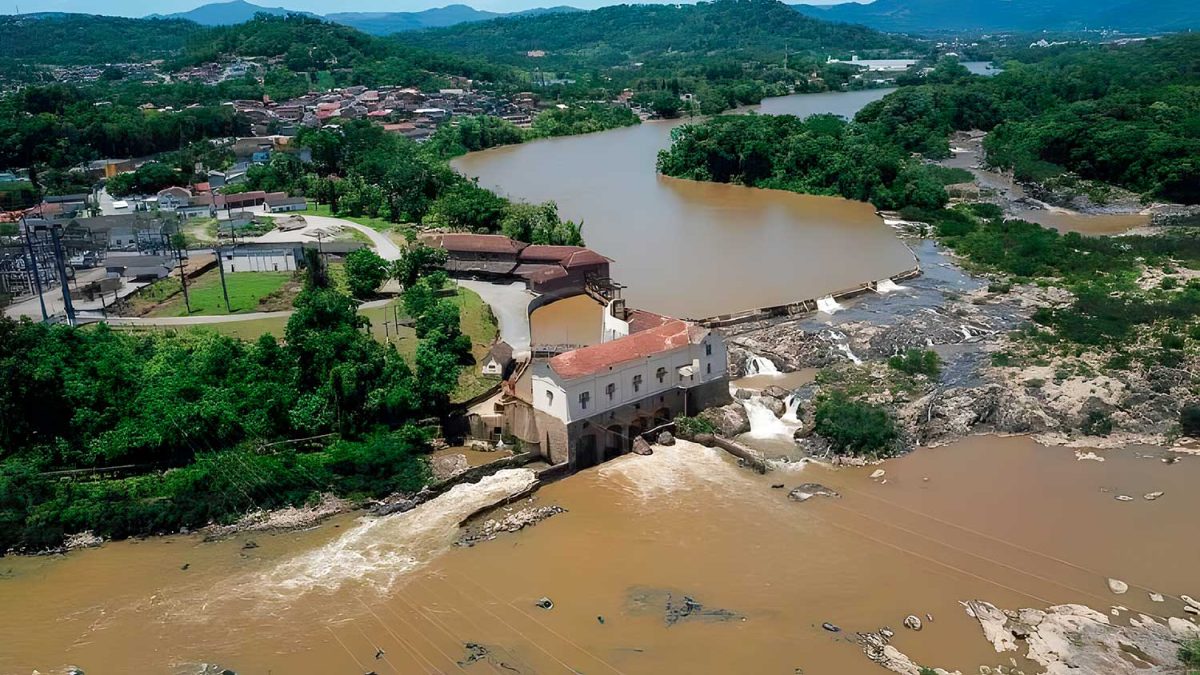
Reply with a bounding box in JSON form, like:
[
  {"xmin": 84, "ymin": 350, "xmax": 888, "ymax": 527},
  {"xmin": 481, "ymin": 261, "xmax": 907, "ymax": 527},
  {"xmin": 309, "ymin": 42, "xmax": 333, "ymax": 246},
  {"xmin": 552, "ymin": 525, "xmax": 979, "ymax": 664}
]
[
  {"xmin": 150, "ymin": 0, "xmax": 579, "ymax": 34},
  {"xmin": 792, "ymin": 0, "xmax": 1200, "ymax": 34},
  {"xmin": 150, "ymin": 0, "xmax": 316, "ymax": 24},
  {"xmin": 0, "ymin": 14, "xmax": 205, "ymax": 64},
  {"xmin": 328, "ymin": 5, "xmax": 581, "ymax": 35},
  {"xmin": 402, "ymin": 0, "xmax": 919, "ymax": 66}
]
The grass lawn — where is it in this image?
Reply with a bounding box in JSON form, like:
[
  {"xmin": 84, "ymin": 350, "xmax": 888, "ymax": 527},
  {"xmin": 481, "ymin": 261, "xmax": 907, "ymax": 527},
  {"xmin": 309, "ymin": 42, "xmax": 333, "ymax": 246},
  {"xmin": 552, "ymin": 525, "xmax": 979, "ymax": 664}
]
[
  {"xmin": 302, "ymin": 203, "xmax": 414, "ymax": 238},
  {"xmin": 150, "ymin": 270, "xmax": 297, "ymax": 317}
]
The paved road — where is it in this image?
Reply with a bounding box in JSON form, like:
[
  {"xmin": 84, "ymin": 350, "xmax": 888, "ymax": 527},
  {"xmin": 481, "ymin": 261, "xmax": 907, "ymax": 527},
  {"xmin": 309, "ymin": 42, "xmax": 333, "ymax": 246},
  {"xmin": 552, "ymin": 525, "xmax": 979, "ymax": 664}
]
[
  {"xmin": 458, "ymin": 280, "xmax": 534, "ymax": 356},
  {"xmin": 259, "ymin": 214, "xmax": 403, "ymax": 261}
]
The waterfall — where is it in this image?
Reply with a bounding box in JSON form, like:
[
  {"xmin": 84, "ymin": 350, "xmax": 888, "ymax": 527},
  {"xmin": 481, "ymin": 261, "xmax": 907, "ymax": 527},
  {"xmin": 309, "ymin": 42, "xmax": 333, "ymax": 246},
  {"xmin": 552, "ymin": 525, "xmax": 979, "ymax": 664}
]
[
  {"xmin": 874, "ymin": 279, "xmax": 908, "ymax": 294},
  {"xmin": 782, "ymin": 395, "xmax": 801, "ymax": 424},
  {"xmin": 816, "ymin": 296, "xmax": 843, "ymax": 314},
  {"xmin": 744, "ymin": 354, "xmax": 780, "ymax": 376},
  {"xmin": 836, "ymin": 343, "xmax": 862, "ymax": 365},
  {"xmin": 743, "ymin": 397, "xmax": 793, "ymax": 439}
]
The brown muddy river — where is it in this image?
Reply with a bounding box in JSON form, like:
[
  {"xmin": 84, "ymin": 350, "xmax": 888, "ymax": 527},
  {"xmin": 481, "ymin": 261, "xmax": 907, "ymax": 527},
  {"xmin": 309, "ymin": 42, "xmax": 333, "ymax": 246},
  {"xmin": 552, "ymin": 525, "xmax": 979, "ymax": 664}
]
[
  {"xmin": 454, "ymin": 90, "xmax": 917, "ymax": 320},
  {"xmin": 2, "ymin": 435, "xmax": 1197, "ymax": 674}
]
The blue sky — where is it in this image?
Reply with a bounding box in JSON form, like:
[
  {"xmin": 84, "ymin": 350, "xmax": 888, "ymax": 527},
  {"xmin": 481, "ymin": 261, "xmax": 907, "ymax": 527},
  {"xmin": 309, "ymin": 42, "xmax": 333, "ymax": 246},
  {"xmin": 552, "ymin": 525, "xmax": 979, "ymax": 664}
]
[{"xmin": 14, "ymin": 0, "xmax": 850, "ymax": 18}]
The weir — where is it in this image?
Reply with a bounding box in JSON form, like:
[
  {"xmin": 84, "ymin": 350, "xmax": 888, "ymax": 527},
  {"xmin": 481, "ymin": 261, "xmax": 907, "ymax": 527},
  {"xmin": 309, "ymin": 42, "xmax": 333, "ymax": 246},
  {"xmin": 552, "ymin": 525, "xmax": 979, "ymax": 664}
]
[{"xmin": 697, "ymin": 264, "xmax": 921, "ymax": 328}]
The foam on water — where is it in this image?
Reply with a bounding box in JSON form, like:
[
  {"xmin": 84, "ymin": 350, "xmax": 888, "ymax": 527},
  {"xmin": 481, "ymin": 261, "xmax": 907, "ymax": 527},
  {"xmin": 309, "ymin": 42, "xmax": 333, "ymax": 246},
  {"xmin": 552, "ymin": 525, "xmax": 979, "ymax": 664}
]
[
  {"xmin": 782, "ymin": 395, "xmax": 801, "ymax": 425},
  {"xmin": 874, "ymin": 279, "xmax": 908, "ymax": 294},
  {"xmin": 816, "ymin": 296, "xmax": 844, "ymax": 314},
  {"xmin": 598, "ymin": 440, "xmax": 741, "ymax": 500},
  {"xmin": 246, "ymin": 469, "xmax": 538, "ymax": 598},
  {"xmin": 743, "ymin": 396, "xmax": 802, "ymax": 442},
  {"xmin": 745, "ymin": 354, "xmax": 780, "ymax": 376}
]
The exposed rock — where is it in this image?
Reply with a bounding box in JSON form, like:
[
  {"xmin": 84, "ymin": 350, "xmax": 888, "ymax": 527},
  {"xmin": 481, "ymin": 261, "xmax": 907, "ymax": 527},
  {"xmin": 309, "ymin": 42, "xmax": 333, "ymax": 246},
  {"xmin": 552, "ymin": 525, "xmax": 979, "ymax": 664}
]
[
  {"xmin": 63, "ymin": 530, "xmax": 104, "ymax": 551},
  {"xmin": 1183, "ymin": 595, "xmax": 1200, "ymax": 612},
  {"xmin": 1149, "ymin": 592, "xmax": 1164, "ymax": 603},
  {"xmin": 432, "ymin": 453, "xmax": 470, "ymax": 481},
  {"xmin": 1143, "ymin": 491, "xmax": 1164, "ymax": 501},
  {"xmin": 903, "ymin": 614, "xmax": 922, "ymax": 631},
  {"xmin": 965, "ymin": 600, "xmax": 1187, "ymax": 674},
  {"xmin": 763, "ymin": 385, "xmax": 791, "ymax": 400},
  {"xmin": 1107, "ymin": 578, "xmax": 1129, "ymax": 594},
  {"xmin": 698, "ymin": 402, "xmax": 751, "ymax": 436},
  {"xmin": 632, "ymin": 436, "xmax": 654, "ymax": 455},
  {"xmin": 760, "ymin": 396, "xmax": 787, "ymax": 417},
  {"xmin": 870, "ymin": 469, "xmax": 886, "ymax": 479},
  {"xmin": 204, "ymin": 493, "xmax": 350, "ymax": 538},
  {"xmin": 656, "ymin": 431, "xmax": 676, "ymax": 446},
  {"xmin": 457, "ymin": 504, "xmax": 566, "ymax": 547},
  {"xmin": 822, "ymin": 622, "xmax": 840, "ymax": 632},
  {"xmin": 787, "ymin": 483, "xmax": 840, "ymax": 502},
  {"xmin": 734, "ymin": 388, "xmax": 753, "ymax": 400},
  {"xmin": 535, "ymin": 597, "xmax": 554, "ymax": 610},
  {"xmin": 1115, "ymin": 495, "xmax": 1134, "ymax": 502}
]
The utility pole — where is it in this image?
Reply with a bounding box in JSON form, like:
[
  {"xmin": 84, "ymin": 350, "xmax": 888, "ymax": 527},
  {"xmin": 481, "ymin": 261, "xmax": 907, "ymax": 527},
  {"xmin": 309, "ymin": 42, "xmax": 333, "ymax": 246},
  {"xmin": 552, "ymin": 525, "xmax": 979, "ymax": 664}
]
[
  {"xmin": 215, "ymin": 245, "xmax": 232, "ymax": 313},
  {"xmin": 48, "ymin": 224, "xmax": 76, "ymax": 326},
  {"xmin": 175, "ymin": 237, "xmax": 192, "ymax": 314},
  {"xmin": 21, "ymin": 215, "xmax": 48, "ymax": 322}
]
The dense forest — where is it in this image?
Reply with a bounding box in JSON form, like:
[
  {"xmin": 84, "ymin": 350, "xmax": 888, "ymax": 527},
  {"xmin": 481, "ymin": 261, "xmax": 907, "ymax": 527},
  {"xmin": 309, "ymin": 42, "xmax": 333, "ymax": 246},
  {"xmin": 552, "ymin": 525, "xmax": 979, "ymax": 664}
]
[
  {"xmin": 855, "ymin": 35, "xmax": 1200, "ymax": 203},
  {"xmin": 0, "ymin": 14, "xmax": 205, "ymax": 65},
  {"xmin": 657, "ymin": 113, "xmax": 952, "ymax": 210},
  {"xmin": 661, "ymin": 35, "xmax": 1200, "ymax": 207}
]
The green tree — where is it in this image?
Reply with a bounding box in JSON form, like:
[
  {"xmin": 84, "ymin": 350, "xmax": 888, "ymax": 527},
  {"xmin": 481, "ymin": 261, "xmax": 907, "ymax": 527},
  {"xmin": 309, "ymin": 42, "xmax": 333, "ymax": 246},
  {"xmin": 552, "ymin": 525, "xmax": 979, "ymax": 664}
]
[
  {"xmin": 813, "ymin": 391, "xmax": 899, "ymax": 457},
  {"xmin": 393, "ymin": 244, "xmax": 448, "ymax": 288},
  {"xmin": 343, "ymin": 247, "xmax": 389, "ymax": 299}
]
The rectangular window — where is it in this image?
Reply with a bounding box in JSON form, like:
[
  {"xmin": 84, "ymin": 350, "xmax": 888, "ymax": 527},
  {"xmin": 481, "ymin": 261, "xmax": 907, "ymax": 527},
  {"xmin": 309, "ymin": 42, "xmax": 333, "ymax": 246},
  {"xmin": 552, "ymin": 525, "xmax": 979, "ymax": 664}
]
[
  {"xmin": 705, "ymin": 343, "xmax": 712, "ymax": 356},
  {"xmin": 633, "ymin": 374, "xmax": 642, "ymax": 392},
  {"xmin": 656, "ymin": 367, "xmax": 667, "ymax": 384},
  {"xmin": 606, "ymin": 382, "xmax": 616, "ymax": 400},
  {"xmin": 707, "ymin": 363, "xmax": 712, "ymax": 374},
  {"xmin": 579, "ymin": 391, "xmax": 590, "ymax": 410}
]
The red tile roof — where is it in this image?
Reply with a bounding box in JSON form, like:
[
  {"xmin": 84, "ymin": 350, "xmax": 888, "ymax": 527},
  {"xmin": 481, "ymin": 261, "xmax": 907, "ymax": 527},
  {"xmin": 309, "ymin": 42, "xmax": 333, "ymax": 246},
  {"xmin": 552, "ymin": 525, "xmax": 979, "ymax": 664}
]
[
  {"xmin": 439, "ymin": 233, "xmax": 527, "ymax": 255},
  {"xmin": 627, "ymin": 309, "xmax": 674, "ymax": 334},
  {"xmin": 549, "ymin": 319, "xmax": 695, "ymax": 379},
  {"xmin": 518, "ymin": 245, "xmax": 611, "ymax": 269}
]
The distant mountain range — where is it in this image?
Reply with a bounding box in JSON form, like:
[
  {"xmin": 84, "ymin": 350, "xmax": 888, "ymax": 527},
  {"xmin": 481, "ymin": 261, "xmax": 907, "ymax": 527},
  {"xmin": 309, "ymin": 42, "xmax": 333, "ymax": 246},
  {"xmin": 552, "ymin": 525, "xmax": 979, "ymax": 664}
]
[
  {"xmin": 150, "ymin": 0, "xmax": 581, "ymax": 34},
  {"xmin": 791, "ymin": 0, "xmax": 1200, "ymax": 34}
]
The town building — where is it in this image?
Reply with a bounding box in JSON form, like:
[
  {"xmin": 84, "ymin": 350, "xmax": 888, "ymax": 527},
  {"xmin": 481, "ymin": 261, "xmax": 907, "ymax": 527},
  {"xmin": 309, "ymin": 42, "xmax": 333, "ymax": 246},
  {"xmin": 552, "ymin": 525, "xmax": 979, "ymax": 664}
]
[
  {"xmin": 530, "ymin": 318, "xmax": 729, "ymax": 468},
  {"xmin": 263, "ymin": 195, "xmax": 308, "ymax": 213}
]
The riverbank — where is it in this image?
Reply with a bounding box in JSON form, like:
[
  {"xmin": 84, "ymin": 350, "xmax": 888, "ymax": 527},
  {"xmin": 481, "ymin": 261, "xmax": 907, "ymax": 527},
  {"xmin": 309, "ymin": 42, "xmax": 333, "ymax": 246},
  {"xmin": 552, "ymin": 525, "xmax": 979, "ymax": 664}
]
[{"xmin": 937, "ymin": 130, "xmax": 1200, "ymax": 235}]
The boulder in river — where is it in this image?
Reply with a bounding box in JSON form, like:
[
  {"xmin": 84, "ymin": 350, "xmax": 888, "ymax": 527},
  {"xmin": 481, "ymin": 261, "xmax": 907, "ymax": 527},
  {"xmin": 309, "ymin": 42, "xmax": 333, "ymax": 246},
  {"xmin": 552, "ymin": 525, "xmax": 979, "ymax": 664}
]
[
  {"xmin": 535, "ymin": 597, "xmax": 554, "ymax": 610},
  {"xmin": 657, "ymin": 431, "xmax": 676, "ymax": 446},
  {"xmin": 735, "ymin": 388, "xmax": 753, "ymax": 400},
  {"xmin": 1107, "ymin": 578, "xmax": 1129, "ymax": 594},
  {"xmin": 698, "ymin": 402, "xmax": 751, "ymax": 436},
  {"xmin": 904, "ymin": 615, "xmax": 923, "ymax": 631},
  {"xmin": 760, "ymin": 396, "xmax": 787, "ymax": 417},
  {"xmin": 763, "ymin": 385, "xmax": 791, "ymax": 400},
  {"xmin": 787, "ymin": 484, "xmax": 840, "ymax": 502},
  {"xmin": 632, "ymin": 436, "xmax": 654, "ymax": 456},
  {"xmin": 1143, "ymin": 491, "xmax": 1164, "ymax": 501}
]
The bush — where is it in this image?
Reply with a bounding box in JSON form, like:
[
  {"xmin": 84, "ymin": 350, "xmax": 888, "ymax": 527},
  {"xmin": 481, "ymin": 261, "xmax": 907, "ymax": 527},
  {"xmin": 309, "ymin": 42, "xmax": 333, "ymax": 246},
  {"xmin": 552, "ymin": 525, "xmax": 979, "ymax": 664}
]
[
  {"xmin": 1181, "ymin": 404, "xmax": 1200, "ymax": 438},
  {"xmin": 1081, "ymin": 410, "xmax": 1113, "ymax": 437},
  {"xmin": 1180, "ymin": 638, "xmax": 1200, "ymax": 669},
  {"xmin": 888, "ymin": 349, "xmax": 941, "ymax": 378},
  {"xmin": 813, "ymin": 391, "xmax": 899, "ymax": 457},
  {"xmin": 674, "ymin": 414, "xmax": 716, "ymax": 437}
]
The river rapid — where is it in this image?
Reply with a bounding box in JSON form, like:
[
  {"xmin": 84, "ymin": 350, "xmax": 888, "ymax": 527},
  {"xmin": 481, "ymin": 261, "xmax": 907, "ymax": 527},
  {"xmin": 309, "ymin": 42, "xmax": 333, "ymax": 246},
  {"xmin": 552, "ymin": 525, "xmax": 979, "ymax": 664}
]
[{"xmin": 3, "ymin": 89, "xmax": 1198, "ymax": 675}]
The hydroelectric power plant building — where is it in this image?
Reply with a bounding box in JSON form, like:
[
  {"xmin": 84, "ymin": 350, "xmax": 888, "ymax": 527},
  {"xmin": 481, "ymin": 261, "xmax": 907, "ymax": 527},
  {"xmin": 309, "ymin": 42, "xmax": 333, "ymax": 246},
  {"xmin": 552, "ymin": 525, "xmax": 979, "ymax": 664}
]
[{"xmin": 435, "ymin": 233, "xmax": 731, "ymax": 470}]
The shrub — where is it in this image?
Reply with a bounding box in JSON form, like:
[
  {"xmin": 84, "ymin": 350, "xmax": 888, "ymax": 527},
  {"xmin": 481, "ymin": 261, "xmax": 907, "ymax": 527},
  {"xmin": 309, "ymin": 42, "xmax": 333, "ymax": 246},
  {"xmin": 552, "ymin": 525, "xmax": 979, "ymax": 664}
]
[
  {"xmin": 888, "ymin": 349, "xmax": 942, "ymax": 378},
  {"xmin": 988, "ymin": 281, "xmax": 1012, "ymax": 294},
  {"xmin": 1161, "ymin": 333, "xmax": 1186, "ymax": 350},
  {"xmin": 1181, "ymin": 404, "xmax": 1200, "ymax": 438},
  {"xmin": 813, "ymin": 391, "xmax": 899, "ymax": 457},
  {"xmin": 1180, "ymin": 638, "xmax": 1200, "ymax": 669},
  {"xmin": 1081, "ymin": 410, "xmax": 1113, "ymax": 437},
  {"xmin": 674, "ymin": 414, "xmax": 717, "ymax": 437}
]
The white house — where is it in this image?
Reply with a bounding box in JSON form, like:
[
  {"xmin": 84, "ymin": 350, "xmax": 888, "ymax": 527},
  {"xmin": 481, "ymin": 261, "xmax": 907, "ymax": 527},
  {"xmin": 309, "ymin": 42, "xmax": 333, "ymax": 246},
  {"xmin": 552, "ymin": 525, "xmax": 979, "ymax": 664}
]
[{"xmin": 530, "ymin": 319, "xmax": 730, "ymax": 468}]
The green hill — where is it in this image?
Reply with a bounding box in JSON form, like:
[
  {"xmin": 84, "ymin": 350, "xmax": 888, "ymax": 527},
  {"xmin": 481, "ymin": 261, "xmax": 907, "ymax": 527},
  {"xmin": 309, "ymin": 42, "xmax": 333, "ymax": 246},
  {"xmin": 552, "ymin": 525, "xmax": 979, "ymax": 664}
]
[{"xmin": 0, "ymin": 14, "xmax": 205, "ymax": 65}]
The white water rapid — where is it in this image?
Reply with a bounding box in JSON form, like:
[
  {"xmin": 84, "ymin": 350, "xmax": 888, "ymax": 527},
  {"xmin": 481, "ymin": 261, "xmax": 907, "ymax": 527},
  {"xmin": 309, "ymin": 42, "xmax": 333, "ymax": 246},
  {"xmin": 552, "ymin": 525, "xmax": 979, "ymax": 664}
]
[
  {"xmin": 874, "ymin": 278, "xmax": 908, "ymax": 293},
  {"xmin": 745, "ymin": 354, "xmax": 780, "ymax": 376},
  {"xmin": 247, "ymin": 469, "xmax": 539, "ymax": 598},
  {"xmin": 815, "ymin": 296, "xmax": 843, "ymax": 314},
  {"xmin": 743, "ymin": 396, "xmax": 802, "ymax": 441}
]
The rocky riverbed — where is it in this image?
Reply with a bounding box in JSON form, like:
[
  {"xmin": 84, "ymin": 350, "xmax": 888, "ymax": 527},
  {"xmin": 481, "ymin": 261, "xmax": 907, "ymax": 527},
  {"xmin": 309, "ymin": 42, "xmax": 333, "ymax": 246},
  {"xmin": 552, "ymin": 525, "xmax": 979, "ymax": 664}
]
[{"xmin": 711, "ymin": 237, "xmax": 1199, "ymax": 456}]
